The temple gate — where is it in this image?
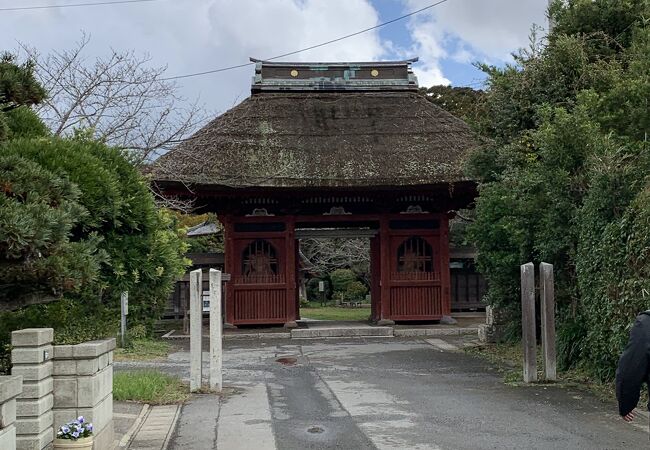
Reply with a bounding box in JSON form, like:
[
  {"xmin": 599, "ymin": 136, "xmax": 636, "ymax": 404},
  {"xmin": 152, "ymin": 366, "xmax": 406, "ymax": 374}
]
[{"xmin": 153, "ymin": 58, "xmax": 479, "ymax": 327}]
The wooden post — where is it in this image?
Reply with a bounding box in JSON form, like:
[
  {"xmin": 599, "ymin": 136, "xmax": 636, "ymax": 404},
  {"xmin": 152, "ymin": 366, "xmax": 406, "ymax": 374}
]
[
  {"xmin": 284, "ymin": 216, "xmax": 297, "ymax": 327},
  {"xmin": 378, "ymin": 217, "xmax": 392, "ymax": 325},
  {"xmin": 209, "ymin": 269, "xmax": 223, "ymax": 392},
  {"xmin": 540, "ymin": 262, "xmax": 557, "ymax": 381},
  {"xmin": 223, "ymin": 217, "xmax": 236, "ymax": 328},
  {"xmin": 521, "ymin": 262, "xmax": 537, "ymax": 383},
  {"xmin": 189, "ymin": 269, "xmax": 203, "ymax": 392}
]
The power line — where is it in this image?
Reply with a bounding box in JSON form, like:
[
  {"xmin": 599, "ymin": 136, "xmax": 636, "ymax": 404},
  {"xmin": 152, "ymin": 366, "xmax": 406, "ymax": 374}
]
[
  {"xmin": 161, "ymin": 0, "xmax": 451, "ymax": 81},
  {"xmin": 0, "ymin": 0, "xmax": 159, "ymax": 12}
]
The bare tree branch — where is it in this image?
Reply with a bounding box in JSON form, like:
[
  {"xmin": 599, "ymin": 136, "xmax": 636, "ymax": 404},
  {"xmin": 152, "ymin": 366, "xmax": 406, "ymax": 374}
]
[
  {"xmin": 20, "ymin": 34, "xmax": 207, "ymax": 166},
  {"xmin": 300, "ymin": 237, "xmax": 370, "ymax": 284}
]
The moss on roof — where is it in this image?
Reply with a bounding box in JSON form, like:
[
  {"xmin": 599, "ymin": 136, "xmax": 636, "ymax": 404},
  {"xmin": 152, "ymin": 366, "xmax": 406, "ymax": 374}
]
[{"xmin": 153, "ymin": 91, "xmax": 480, "ymax": 188}]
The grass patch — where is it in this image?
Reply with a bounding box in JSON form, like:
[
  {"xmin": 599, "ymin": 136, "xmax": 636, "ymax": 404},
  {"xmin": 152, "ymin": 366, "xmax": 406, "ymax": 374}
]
[
  {"xmin": 466, "ymin": 343, "xmax": 621, "ymax": 402},
  {"xmin": 113, "ymin": 370, "xmax": 188, "ymax": 404},
  {"xmin": 114, "ymin": 339, "xmax": 171, "ymax": 362},
  {"xmin": 301, "ymin": 303, "xmax": 370, "ymax": 321}
]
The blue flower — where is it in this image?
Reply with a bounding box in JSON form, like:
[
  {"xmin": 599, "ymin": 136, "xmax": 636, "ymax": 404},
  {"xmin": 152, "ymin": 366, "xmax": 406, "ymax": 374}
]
[
  {"xmin": 77, "ymin": 416, "xmax": 85, "ymax": 424},
  {"xmin": 86, "ymin": 423, "xmax": 93, "ymax": 432},
  {"xmin": 61, "ymin": 426, "xmax": 70, "ymax": 434},
  {"xmin": 71, "ymin": 430, "xmax": 80, "ymax": 439}
]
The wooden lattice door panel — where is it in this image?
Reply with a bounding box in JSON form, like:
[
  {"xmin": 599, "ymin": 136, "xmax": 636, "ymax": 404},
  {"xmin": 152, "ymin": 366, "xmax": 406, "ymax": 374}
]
[
  {"xmin": 387, "ymin": 234, "xmax": 444, "ymax": 320},
  {"xmin": 230, "ymin": 237, "xmax": 289, "ymax": 324}
]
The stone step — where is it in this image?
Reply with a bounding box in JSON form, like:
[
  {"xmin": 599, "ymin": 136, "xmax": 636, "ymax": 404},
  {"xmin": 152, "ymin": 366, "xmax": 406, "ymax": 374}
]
[
  {"xmin": 291, "ymin": 327, "xmax": 393, "ymax": 338},
  {"xmin": 393, "ymin": 327, "xmax": 478, "ymax": 337}
]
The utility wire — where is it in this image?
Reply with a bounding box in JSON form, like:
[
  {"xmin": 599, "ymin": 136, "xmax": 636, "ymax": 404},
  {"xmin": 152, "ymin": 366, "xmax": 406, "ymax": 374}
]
[
  {"xmin": 161, "ymin": 0, "xmax": 451, "ymax": 81},
  {"xmin": 0, "ymin": 0, "xmax": 160, "ymax": 12}
]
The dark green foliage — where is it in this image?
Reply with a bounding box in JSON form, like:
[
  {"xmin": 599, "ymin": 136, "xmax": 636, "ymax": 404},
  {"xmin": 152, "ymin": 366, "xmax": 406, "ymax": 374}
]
[
  {"xmin": 4, "ymin": 107, "xmax": 49, "ymax": 140},
  {"xmin": 468, "ymin": 0, "xmax": 650, "ymax": 379},
  {"xmin": 306, "ymin": 277, "xmax": 331, "ymax": 303},
  {"xmin": 186, "ymin": 235, "xmax": 223, "ymax": 253},
  {"xmin": 548, "ymin": 0, "xmax": 650, "ymax": 52},
  {"xmin": 0, "ymin": 53, "xmax": 46, "ymax": 110},
  {"xmin": 1, "ymin": 137, "xmax": 187, "ymax": 331},
  {"xmin": 329, "ymin": 269, "xmax": 368, "ymax": 303},
  {"xmin": 420, "ymin": 85, "xmax": 486, "ymax": 127},
  {"xmin": 0, "ymin": 154, "xmax": 103, "ymax": 305},
  {"xmin": 0, "ymin": 53, "xmax": 48, "ymax": 142},
  {"xmin": 329, "ymin": 269, "xmax": 357, "ymax": 294},
  {"xmin": 0, "ymin": 297, "xmax": 117, "ymax": 373}
]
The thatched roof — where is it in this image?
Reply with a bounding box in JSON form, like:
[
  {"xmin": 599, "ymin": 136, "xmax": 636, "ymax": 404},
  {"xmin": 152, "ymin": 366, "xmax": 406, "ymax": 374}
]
[{"xmin": 153, "ymin": 62, "xmax": 480, "ymax": 189}]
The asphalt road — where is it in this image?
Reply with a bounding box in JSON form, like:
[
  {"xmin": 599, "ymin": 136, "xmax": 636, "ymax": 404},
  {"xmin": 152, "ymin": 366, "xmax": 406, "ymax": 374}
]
[{"xmin": 116, "ymin": 337, "xmax": 649, "ymax": 449}]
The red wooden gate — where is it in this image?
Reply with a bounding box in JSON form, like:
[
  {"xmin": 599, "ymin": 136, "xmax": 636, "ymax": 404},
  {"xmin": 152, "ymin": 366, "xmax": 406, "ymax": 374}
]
[
  {"xmin": 224, "ymin": 217, "xmax": 297, "ymax": 326},
  {"xmin": 381, "ymin": 216, "xmax": 450, "ymax": 321}
]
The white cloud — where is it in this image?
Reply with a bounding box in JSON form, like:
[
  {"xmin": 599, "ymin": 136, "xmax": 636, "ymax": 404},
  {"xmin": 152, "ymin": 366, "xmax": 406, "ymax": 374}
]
[
  {"xmin": 1, "ymin": 0, "xmax": 386, "ymax": 113},
  {"xmin": 403, "ymin": 0, "xmax": 548, "ymax": 86}
]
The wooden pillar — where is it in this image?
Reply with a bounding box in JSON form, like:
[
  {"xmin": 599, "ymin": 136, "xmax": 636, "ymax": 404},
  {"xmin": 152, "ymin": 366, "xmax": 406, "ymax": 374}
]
[
  {"xmin": 284, "ymin": 216, "xmax": 298, "ymax": 327},
  {"xmin": 378, "ymin": 216, "xmax": 393, "ymax": 325},
  {"xmin": 370, "ymin": 236, "xmax": 381, "ymax": 322},
  {"xmin": 521, "ymin": 262, "xmax": 537, "ymax": 383},
  {"xmin": 223, "ymin": 216, "xmax": 236, "ymax": 327},
  {"xmin": 440, "ymin": 214, "xmax": 452, "ymax": 316},
  {"xmin": 540, "ymin": 262, "xmax": 557, "ymax": 381}
]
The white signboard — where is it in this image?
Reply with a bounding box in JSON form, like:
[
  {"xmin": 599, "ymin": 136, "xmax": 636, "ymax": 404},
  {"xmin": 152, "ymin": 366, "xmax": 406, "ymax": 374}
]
[
  {"xmin": 121, "ymin": 291, "xmax": 129, "ymax": 315},
  {"xmin": 202, "ymin": 290, "xmax": 210, "ymax": 312},
  {"xmin": 318, "ymin": 281, "xmax": 325, "ymax": 292}
]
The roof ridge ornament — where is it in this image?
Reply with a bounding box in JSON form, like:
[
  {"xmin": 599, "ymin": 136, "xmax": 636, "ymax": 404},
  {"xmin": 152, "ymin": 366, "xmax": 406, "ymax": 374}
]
[{"xmin": 250, "ymin": 58, "xmax": 419, "ymax": 94}]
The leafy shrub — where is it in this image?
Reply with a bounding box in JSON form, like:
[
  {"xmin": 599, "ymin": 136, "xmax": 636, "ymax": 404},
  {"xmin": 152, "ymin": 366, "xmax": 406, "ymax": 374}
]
[
  {"xmin": 0, "ymin": 154, "xmax": 103, "ymax": 303},
  {"xmin": 2, "ymin": 137, "xmax": 188, "ymax": 330},
  {"xmin": 467, "ymin": 1, "xmax": 650, "ymax": 379},
  {"xmin": 127, "ymin": 324, "xmax": 149, "ymax": 341},
  {"xmin": 343, "ymin": 281, "xmax": 368, "ymax": 302},
  {"xmin": 329, "ymin": 269, "xmax": 357, "ymax": 294}
]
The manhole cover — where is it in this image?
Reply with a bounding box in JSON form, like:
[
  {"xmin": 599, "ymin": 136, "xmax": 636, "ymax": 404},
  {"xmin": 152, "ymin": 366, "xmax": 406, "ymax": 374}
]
[
  {"xmin": 276, "ymin": 357, "xmax": 297, "ymax": 366},
  {"xmin": 307, "ymin": 426, "xmax": 324, "ymax": 434}
]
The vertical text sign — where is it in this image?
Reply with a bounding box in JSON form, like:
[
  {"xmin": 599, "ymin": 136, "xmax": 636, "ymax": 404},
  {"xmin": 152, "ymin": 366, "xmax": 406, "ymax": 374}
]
[{"xmin": 120, "ymin": 291, "xmax": 128, "ymax": 347}]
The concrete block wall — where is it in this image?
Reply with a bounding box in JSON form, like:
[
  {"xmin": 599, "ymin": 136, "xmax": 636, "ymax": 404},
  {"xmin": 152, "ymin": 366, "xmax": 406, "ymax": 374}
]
[
  {"xmin": 11, "ymin": 328, "xmax": 54, "ymax": 450},
  {"xmin": 0, "ymin": 375, "xmax": 24, "ymax": 450},
  {"xmin": 52, "ymin": 339, "xmax": 115, "ymax": 450}
]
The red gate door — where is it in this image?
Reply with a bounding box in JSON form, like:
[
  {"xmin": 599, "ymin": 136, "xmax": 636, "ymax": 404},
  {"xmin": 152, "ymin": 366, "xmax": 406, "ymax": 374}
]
[
  {"xmin": 387, "ymin": 233, "xmax": 443, "ymax": 320},
  {"xmin": 230, "ymin": 237, "xmax": 290, "ymax": 325}
]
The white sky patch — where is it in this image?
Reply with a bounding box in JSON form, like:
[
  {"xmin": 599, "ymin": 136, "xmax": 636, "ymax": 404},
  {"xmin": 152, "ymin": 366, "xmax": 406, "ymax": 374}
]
[
  {"xmin": 403, "ymin": 0, "xmax": 547, "ymax": 87},
  {"xmin": 1, "ymin": 0, "xmax": 548, "ymax": 115},
  {"xmin": 2, "ymin": 0, "xmax": 386, "ymax": 114}
]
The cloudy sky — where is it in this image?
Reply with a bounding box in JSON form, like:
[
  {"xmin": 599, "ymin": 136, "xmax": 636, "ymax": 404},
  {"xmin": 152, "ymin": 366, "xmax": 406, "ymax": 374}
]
[{"xmin": 2, "ymin": 0, "xmax": 548, "ymax": 115}]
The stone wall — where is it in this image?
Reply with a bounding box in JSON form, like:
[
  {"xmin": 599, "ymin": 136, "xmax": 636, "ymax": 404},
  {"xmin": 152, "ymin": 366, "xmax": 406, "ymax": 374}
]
[
  {"xmin": 0, "ymin": 375, "xmax": 23, "ymax": 450},
  {"xmin": 11, "ymin": 328, "xmax": 54, "ymax": 450},
  {"xmin": 8, "ymin": 330, "xmax": 115, "ymax": 450},
  {"xmin": 52, "ymin": 339, "xmax": 115, "ymax": 450}
]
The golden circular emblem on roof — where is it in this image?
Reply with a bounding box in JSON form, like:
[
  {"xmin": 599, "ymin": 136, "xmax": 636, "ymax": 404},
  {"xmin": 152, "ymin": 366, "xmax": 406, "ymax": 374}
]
[
  {"xmin": 290, "ymin": 69, "xmax": 299, "ymax": 77},
  {"xmin": 370, "ymin": 69, "xmax": 379, "ymax": 77}
]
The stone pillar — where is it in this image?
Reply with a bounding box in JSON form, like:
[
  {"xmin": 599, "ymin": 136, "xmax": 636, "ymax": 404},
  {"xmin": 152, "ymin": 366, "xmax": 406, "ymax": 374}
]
[
  {"xmin": 189, "ymin": 268, "xmax": 203, "ymax": 392},
  {"xmin": 521, "ymin": 262, "xmax": 538, "ymax": 383},
  {"xmin": 478, "ymin": 305, "xmax": 508, "ymax": 343},
  {"xmin": 0, "ymin": 375, "xmax": 23, "ymax": 450},
  {"xmin": 52, "ymin": 339, "xmax": 115, "ymax": 450},
  {"xmin": 209, "ymin": 268, "xmax": 223, "ymax": 392},
  {"xmin": 11, "ymin": 328, "xmax": 54, "ymax": 450},
  {"xmin": 540, "ymin": 262, "xmax": 557, "ymax": 381}
]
